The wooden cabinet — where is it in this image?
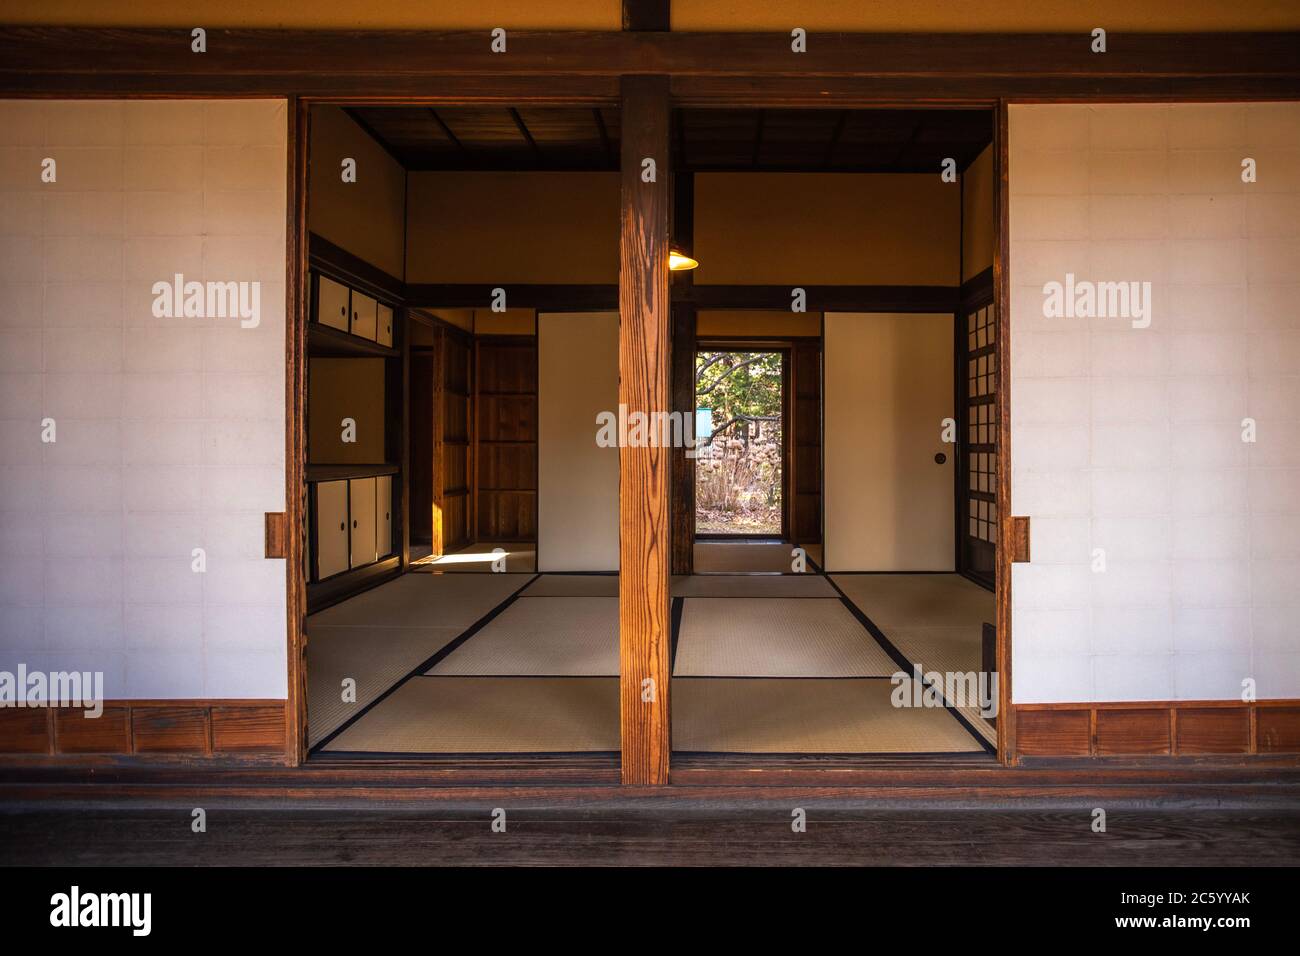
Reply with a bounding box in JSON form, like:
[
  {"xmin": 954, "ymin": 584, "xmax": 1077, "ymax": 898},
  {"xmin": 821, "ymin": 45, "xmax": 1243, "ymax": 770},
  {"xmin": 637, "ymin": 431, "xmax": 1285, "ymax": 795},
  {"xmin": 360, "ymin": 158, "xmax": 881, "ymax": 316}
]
[
  {"xmin": 306, "ymin": 265, "xmax": 402, "ymax": 610},
  {"xmin": 350, "ymin": 291, "xmax": 378, "ymax": 341},
  {"xmin": 316, "ymin": 275, "xmax": 350, "ymax": 332},
  {"xmin": 315, "ymin": 480, "xmax": 349, "ymax": 578},
  {"xmin": 349, "ymin": 477, "xmax": 378, "ymax": 567},
  {"xmin": 376, "ymin": 474, "xmax": 393, "ymax": 557}
]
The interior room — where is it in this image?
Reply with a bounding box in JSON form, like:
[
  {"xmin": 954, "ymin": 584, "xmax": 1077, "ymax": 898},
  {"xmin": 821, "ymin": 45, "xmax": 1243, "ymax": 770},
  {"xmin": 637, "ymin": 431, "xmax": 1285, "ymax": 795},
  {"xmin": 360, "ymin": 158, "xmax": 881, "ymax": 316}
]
[{"xmin": 302, "ymin": 103, "xmax": 998, "ymax": 759}]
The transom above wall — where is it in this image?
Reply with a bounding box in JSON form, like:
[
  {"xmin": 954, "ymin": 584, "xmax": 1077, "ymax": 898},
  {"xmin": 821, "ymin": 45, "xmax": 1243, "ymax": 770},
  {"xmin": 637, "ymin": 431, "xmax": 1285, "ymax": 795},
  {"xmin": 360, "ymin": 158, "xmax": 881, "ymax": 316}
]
[{"xmin": 346, "ymin": 106, "xmax": 992, "ymax": 173}]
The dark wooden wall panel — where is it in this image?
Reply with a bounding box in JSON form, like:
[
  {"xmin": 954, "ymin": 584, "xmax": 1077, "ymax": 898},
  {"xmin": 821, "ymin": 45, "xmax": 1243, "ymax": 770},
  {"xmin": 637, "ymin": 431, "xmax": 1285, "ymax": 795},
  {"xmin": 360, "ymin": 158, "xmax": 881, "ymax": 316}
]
[
  {"xmin": 131, "ymin": 707, "xmax": 210, "ymax": 754},
  {"xmin": 1015, "ymin": 710, "xmax": 1091, "ymax": 757},
  {"xmin": 55, "ymin": 706, "xmax": 131, "ymax": 754},
  {"xmin": 410, "ymin": 350, "xmax": 435, "ymax": 545},
  {"xmin": 1177, "ymin": 708, "xmax": 1251, "ymax": 755},
  {"xmin": 0, "ymin": 709, "xmax": 50, "ymax": 754},
  {"xmin": 0, "ymin": 701, "xmax": 288, "ymax": 761},
  {"xmin": 791, "ymin": 340, "xmax": 822, "ymax": 544},
  {"xmin": 1095, "ymin": 709, "xmax": 1170, "ymax": 756},
  {"xmin": 212, "ymin": 705, "xmax": 286, "ymax": 753},
  {"xmin": 1016, "ymin": 702, "xmax": 1300, "ymax": 760},
  {"xmin": 1258, "ymin": 707, "xmax": 1300, "ymax": 754},
  {"xmin": 474, "ymin": 337, "xmax": 538, "ymax": 543}
]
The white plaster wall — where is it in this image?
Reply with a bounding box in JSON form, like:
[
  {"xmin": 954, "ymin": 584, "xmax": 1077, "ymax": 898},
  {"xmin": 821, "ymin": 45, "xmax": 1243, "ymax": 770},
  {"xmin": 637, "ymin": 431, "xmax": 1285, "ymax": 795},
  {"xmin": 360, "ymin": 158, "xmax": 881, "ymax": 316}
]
[
  {"xmin": 0, "ymin": 100, "xmax": 288, "ymax": 699},
  {"xmin": 1009, "ymin": 103, "xmax": 1300, "ymax": 703}
]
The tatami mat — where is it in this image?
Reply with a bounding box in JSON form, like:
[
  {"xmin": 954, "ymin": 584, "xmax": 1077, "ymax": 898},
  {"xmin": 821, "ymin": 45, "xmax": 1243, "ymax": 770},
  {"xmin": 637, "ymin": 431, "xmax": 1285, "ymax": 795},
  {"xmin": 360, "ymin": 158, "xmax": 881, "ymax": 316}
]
[
  {"xmin": 410, "ymin": 542, "xmax": 537, "ymax": 573},
  {"xmin": 429, "ymin": 597, "xmax": 618, "ymax": 676},
  {"xmin": 694, "ymin": 540, "xmax": 807, "ymax": 573},
  {"xmin": 306, "ymin": 624, "xmax": 463, "ymax": 748},
  {"xmin": 307, "ymin": 573, "xmax": 531, "ymax": 629},
  {"xmin": 887, "ymin": 625, "xmax": 983, "ymax": 677},
  {"xmin": 671, "ymin": 574, "xmax": 834, "ymax": 598},
  {"xmin": 522, "ymin": 574, "xmax": 619, "ymax": 597},
  {"xmin": 673, "ymin": 598, "xmax": 897, "ymax": 677},
  {"xmin": 321, "ymin": 677, "xmax": 620, "ymax": 753},
  {"xmin": 671, "ymin": 678, "xmax": 985, "ymax": 753},
  {"xmin": 306, "ymin": 572, "xmax": 533, "ymax": 746},
  {"xmin": 831, "ymin": 573, "xmax": 994, "ymax": 627}
]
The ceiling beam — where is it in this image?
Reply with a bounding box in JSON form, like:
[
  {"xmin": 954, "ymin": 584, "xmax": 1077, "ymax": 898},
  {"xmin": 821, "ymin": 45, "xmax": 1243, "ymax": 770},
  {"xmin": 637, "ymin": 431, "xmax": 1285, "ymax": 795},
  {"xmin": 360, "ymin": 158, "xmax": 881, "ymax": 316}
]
[
  {"xmin": 593, "ymin": 108, "xmax": 615, "ymax": 166},
  {"xmin": 750, "ymin": 109, "xmax": 766, "ymax": 167},
  {"xmin": 822, "ymin": 110, "xmax": 848, "ymax": 169},
  {"xmin": 341, "ymin": 107, "xmax": 406, "ymax": 166},
  {"xmin": 4, "ymin": 29, "xmax": 1297, "ymax": 83},
  {"xmin": 427, "ymin": 108, "xmax": 468, "ymax": 156},
  {"xmin": 508, "ymin": 107, "xmax": 544, "ymax": 164}
]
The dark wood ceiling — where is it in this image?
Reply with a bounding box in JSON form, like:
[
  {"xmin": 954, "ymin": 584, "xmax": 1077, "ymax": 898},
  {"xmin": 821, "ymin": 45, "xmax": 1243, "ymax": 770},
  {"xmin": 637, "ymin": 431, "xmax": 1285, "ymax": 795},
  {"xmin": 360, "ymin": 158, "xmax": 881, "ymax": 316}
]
[{"xmin": 345, "ymin": 107, "xmax": 992, "ymax": 174}]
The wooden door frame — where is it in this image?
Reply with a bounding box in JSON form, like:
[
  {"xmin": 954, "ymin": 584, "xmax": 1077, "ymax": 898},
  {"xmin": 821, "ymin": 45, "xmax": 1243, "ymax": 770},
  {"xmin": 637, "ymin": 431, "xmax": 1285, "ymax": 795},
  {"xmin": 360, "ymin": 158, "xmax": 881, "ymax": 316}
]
[{"xmin": 692, "ymin": 342, "xmax": 792, "ymax": 542}]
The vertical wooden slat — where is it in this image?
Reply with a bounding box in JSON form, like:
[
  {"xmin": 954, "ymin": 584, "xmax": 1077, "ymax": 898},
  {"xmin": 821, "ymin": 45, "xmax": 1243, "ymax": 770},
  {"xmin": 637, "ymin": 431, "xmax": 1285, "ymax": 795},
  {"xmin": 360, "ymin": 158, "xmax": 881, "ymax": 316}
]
[
  {"xmin": 994, "ymin": 99, "xmax": 1015, "ymax": 765},
  {"xmin": 619, "ymin": 74, "xmax": 673, "ymax": 786},
  {"xmin": 670, "ymin": 302, "xmax": 695, "ymax": 575},
  {"xmin": 284, "ymin": 95, "xmax": 310, "ymax": 766},
  {"xmin": 431, "ymin": 327, "xmax": 447, "ymax": 557}
]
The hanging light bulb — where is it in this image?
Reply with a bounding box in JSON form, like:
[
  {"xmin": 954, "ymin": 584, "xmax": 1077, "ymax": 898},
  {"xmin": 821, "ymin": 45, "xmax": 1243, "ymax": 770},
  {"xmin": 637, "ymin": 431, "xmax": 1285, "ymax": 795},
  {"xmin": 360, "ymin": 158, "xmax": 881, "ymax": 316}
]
[{"xmin": 669, "ymin": 247, "xmax": 699, "ymax": 271}]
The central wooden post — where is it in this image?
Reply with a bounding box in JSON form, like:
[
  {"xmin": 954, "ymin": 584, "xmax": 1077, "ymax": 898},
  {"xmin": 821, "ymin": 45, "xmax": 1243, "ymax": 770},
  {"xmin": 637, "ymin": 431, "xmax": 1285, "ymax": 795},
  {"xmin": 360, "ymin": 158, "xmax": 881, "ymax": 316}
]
[{"xmin": 618, "ymin": 74, "xmax": 672, "ymax": 785}]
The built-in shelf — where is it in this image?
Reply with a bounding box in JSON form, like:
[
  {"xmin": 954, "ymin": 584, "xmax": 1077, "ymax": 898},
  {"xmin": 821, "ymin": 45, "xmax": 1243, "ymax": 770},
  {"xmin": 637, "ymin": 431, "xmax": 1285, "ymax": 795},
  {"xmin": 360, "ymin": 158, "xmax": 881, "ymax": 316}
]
[
  {"xmin": 306, "ymin": 462, "xmax": 400, "ymax": 482},
  {"xmin": 309, "ymin": 323, "xmax": 399, "ymax": 359}
]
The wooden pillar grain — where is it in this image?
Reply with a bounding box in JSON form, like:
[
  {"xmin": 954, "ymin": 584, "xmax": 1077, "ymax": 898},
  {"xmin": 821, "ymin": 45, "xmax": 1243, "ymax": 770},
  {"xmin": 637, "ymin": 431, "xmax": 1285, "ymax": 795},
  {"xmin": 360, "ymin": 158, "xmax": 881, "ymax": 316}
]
[{"xmin": 619, "ymin": 75, "xmax": 672, "ymax": 785}]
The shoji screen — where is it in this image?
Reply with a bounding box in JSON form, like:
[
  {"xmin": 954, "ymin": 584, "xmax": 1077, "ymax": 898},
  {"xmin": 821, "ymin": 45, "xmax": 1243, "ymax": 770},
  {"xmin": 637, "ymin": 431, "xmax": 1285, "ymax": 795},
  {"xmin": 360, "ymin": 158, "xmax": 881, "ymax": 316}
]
[
  {"xmin": 823, "ymin": 312, "xmax": 956, "ymax": 571},
  {"xmin": 0, "ymin": 100, "xmax": 288, "ymax": 699},
  {"xmin": 1009, "ymin": 103, "xmax": 1300, "ymax": 703},
  {"xmin": 537, "ymin": 312, "xmax": 619, "ymax": 571}
]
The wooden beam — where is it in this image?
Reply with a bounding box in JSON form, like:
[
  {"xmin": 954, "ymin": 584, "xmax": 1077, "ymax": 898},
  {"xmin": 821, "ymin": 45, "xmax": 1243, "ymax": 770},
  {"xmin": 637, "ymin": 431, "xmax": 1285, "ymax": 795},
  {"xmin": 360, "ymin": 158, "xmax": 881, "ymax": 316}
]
[
  {"xmin": 684, "ymin": 284, "xmax": 959, "ymax": 312},
  {"xmin": 405, "ymin": 284, "xmax": 618, "ymax": 310},
  {"xmin": 618, "ymin": 74, "xmax": 672, "ymax": 786},
  {"xmin": 4, "ymin": 29, "xmax": 1298, "ymax": 81}
]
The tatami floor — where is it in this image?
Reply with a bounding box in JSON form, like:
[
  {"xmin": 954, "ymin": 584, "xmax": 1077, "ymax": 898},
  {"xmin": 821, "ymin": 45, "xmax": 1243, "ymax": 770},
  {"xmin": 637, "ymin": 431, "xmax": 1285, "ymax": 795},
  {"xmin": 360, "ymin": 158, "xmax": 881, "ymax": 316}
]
[{"xmin": 306, "ymin": 551, "xmax": 996, "ymax": 756}]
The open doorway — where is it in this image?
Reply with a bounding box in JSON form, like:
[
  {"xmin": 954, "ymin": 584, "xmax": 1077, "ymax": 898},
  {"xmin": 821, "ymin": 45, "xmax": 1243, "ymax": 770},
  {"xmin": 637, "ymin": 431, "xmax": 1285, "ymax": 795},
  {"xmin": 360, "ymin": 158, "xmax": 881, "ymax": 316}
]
[{"xmin": 694, "ymin": 349, "xmax": 785, "ymax": 538}]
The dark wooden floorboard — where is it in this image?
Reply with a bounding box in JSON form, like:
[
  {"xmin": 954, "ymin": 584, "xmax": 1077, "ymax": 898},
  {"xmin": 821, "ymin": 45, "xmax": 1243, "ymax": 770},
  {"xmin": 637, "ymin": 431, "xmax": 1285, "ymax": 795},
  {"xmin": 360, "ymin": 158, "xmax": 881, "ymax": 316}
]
[{"xmin": 3, "ymin": 808, "xmax": 1297, "ymax": 866}]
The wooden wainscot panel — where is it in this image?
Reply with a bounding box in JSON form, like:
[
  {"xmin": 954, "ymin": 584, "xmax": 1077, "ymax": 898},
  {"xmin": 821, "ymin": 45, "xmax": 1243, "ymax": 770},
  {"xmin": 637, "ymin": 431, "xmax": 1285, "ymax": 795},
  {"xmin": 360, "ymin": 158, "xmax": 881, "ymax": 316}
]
[
  {"xmin": 1095, "ymin": 708, "xmax": 1170, "ymax": 756},
  {"xmin": 1176, "ymin": 707, "xmax": 1251, "ymax": 755},
  {"xmin": 0, "ymin": 708, "xmax": 50, "ymax": 754},
  {"xmin": 1015, "ymin": 709, "xmax": 1091, "ymax": 756},
  {"xmin": 1257, "ymin": 706, "xmax": 1300, "ymax": 754},
  {"xmin": 131, "ymin": 706, "xmax": 210, "ymax": 754},
  {"xmin": 55, "ymin": 705, "xmax": 132, "ymax": 755},
  {"xmin": 212, "ymin": 704, "xmax": 286, "ymax": 754}
]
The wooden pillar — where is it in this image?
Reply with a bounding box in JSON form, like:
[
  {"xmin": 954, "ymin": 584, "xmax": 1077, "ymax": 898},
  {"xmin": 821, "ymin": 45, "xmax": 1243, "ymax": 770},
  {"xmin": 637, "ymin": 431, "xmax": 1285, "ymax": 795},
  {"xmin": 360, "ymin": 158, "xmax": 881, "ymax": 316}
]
[{"xmin": 618, "ymin": 75, "xmax": 672, "ymax": 786}]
